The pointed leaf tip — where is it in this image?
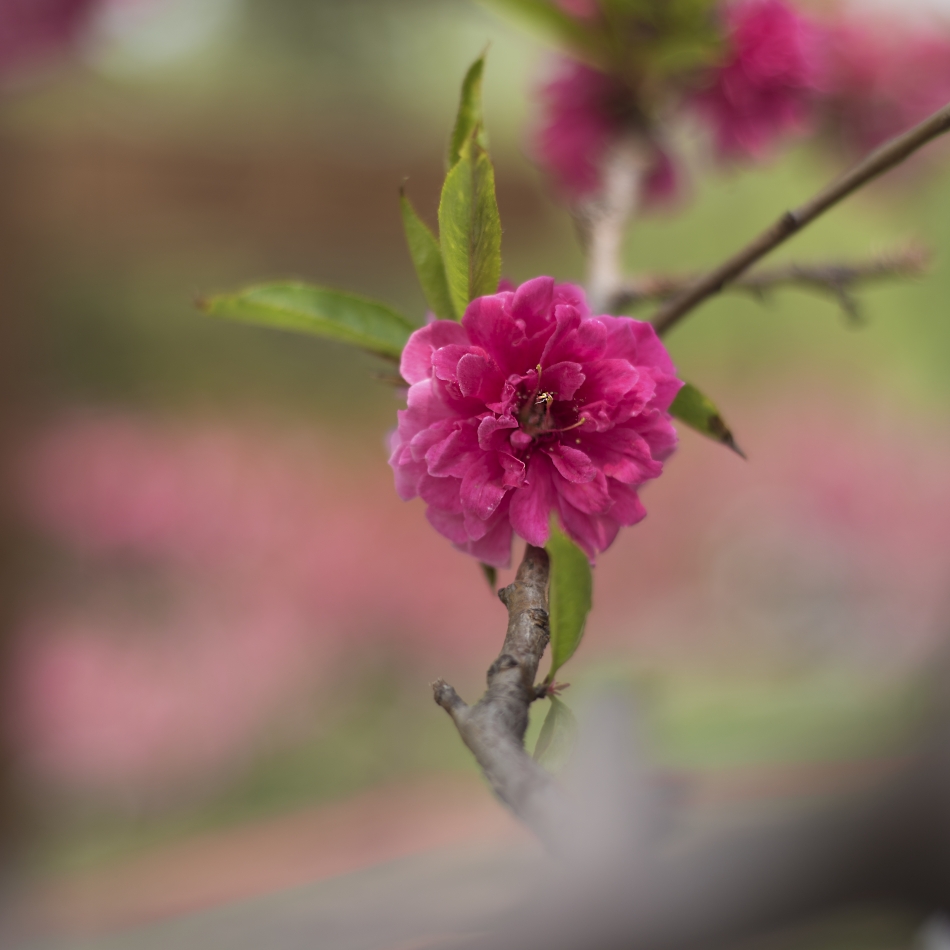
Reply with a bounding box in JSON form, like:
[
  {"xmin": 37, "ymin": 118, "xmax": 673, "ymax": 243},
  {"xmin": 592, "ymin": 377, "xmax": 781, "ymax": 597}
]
[
  {"xmin": 670, "ymin": 382, "xmax": 745, "ymax": 459},
  {"xmin": 724, "ymin": 433, "xmax": 747, "ymax": 460},
  {"xmin": 448, "ymin": 55, "xmax": 487, "ymax": 170},
  {"xmin": 480, "ymin": 562, "xmax": 498, "ymax": 592}
]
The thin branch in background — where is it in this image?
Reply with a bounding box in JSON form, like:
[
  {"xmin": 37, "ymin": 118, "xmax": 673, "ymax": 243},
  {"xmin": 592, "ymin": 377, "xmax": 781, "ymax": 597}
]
[
  {"xmin": 650, "ymin": 99, "xmax": 950, "ymax": 337},
  {"xmin": 611, "ymin": 245, "xmax": 929, "ymax": 322},
  {"xmin": 432, "ymin": 545, "xmax": 567, "ymax": 840}
]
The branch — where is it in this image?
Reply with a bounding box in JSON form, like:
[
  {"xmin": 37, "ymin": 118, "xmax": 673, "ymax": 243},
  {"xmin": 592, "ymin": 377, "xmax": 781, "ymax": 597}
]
[
  {"xmin": 611, "ymin": 246, "xmax": 928, "ymax": 322},
  {"xmin": 432, "ymin": 545, "xmax": 566, "ymax": 839},
  {"xmin": 651, "ymin": 99, "xmax": 950, "ymax": 337},
  {"xmin": 576, "ymin": 135, "xmax": 653, "ymax": 314}
]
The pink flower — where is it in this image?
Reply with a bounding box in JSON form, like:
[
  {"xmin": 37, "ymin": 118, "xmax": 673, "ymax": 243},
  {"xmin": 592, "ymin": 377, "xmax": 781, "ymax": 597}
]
[
  {"xmin": 820, "ymin": 19, "xmax": 950, "ymax": 156},
  {"xmin": 533, "ymin": 59, "xmax": 679, "ymax": 204},
  {"xmin": 0, "ymin": 0, "xmax": 98, "ymax": 76},
  {"xmin": 692, "ymin": 0, "xmax": 824, "ymax": 159},
  {"xmin": 555, "ymin": 0, "xmax": 599, "ymax": 18},
  {"xmin": 388, "ymin": 277, "xmax": 682, "ymax": 566}
]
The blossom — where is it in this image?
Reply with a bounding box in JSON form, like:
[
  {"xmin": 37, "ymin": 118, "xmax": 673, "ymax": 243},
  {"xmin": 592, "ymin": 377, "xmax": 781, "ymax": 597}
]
[
  {"xmin": 12, "ymin": 415, "xmax": 526, "ymax": 801},
  {"xmin": 819, "ymin": 18, "xmax": 950, "ymax": 156},
  {"xmin": 533, "ymin": 59, "xmax": 680, "ymax": 204},
  {"xmin": 555, "ymin": 0, "xmax": 599, "ymax": 18},
  {"xmin": 691, "ymin": 0, "xmax": 824, "ymax": 159},
  {"xmin": 388, "ymin": 278, "xmax": 682, "ymax": 566},
  {"xmin": 0, "ymin": 0, "xmax": 98, "ymax": 76}
]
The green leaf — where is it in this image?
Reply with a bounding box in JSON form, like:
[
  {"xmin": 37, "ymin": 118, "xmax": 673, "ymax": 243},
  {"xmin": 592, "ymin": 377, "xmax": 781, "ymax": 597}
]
[
  {"xmin": 439, "ymin": 139, "xmax": 502, "ymax": 316},
  {"xmin": 670, "ymin": 382, "xmax": 746, "ymax": 458},
  {"xmin": 644, "ymin": 34, "xmax": 723, "ymax": 75},
  {"xmin": 400, "ymin": 191, "xmax": 458, "ymax": 321},
  {"xmin": 534, "ymin": 696, "xmax": 578, "ymax": 768},
  {"xmin": 448, "ymin": 56, "xmax": 488, "ymax": 170},
  {"xmin": 478, "ymin": 0, "xmax": 605, "ymax": 63},
  {"xmin": 480, "ymin": 563, "xmax": 498, "ymax": 591},
  {"xmin": 545, "ymin": 515, "xmax": 592, "ymax": 682},
  {"xmin": 200, "ymin": 282, "xmax": 415, "ymax": 362}
]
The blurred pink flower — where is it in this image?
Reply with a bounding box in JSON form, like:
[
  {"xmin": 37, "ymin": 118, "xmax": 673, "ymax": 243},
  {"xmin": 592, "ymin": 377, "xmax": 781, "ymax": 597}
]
[
  {"xmin": 10, "ymin": 414, "xmax": 530, "ymax": 799},
  {"xmin": 389, "ymin": 277, "xmax": 681, "ymax": 565},
  {"xmin": 820, "ymin": 18, "xmax": 950, "ymax": 155},
  {"xmin": 0, "ymin": 0, "xmax": 98, "ymax": 76},
  {"xmin": 11, "ymin": 392, "xmax": 950, "ymax": 802},
  {"xmin": 11, "ymin": 600, "xmax": 328, "ymax": 798},
  {"xmin": 533, "ymin": 59, "xmax": 680, "ymax": 204},
  {"xmin": 17, "ymin": 415, "xmax": 513, "ymax": 654},
  {"xmin": 555, "ymin": 0, "xmax": 599, "ymax": 17},
  {"xmin": 691, "ymin": 0, "xmax": 825, "ymax": 158}
]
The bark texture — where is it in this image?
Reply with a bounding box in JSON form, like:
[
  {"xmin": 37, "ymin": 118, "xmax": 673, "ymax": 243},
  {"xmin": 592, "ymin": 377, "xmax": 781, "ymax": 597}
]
[
  {"xmin": 432, "ymin": 546, "xmax": 566, "ymax": 838},
  {"xmin": 611, "ymin": 247, "xmax": 927, "ymax": 319}
]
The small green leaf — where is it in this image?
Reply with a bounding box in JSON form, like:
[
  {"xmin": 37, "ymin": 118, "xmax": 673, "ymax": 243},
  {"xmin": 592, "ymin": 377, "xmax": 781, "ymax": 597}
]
[
  {"xmin": 480, "ymin": 563, "xmax": 498, "ymax": 591},
  {"xmin": 478, "ymin": 0, "xmax": 605, "ymax": 64},
  {"xmin": 439, "ymin": 138, "xmax": 502, "ymax": 316},
  {"xmin": 400, "ymin": 191, "xmax": 458, "ymax": 321},
  {"xmin": 644, "ymin": 34, "xmax": 723, "ymax": 76},
  {"xmin": 545, "ymin": 515, "xmax": 592, "ymax": 682},
  {"xmin": 200, "ymin": 282, "xmax": 415, "ymax": 361},
  {"xmin": 670, "ymin": 382, "xmax": 746, "ymax": 458},
  {"xmin": 534, "ymin": 696, "xmax": 577, "ymax": 768},
  {"xmin": 448, "ymin": 56, "xmax": 487, "ymax": 170}
]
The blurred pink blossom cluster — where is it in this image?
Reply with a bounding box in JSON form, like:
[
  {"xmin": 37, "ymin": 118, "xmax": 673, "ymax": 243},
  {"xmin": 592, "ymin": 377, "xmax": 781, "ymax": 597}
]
[
  {"xmin": 555, "ymin": 0, "xmax": 599, "ymax": 17},
  {"xmin": 591, "ymin": 395, "xmax": 950, "ymax": 668},
  {"xmin": 821, "ymin": 17, "xmax": 950, "ymax": 156},
  {"xmin": 535, "ymin": 61, "xmax": 681, "ymax": 205},
  {"xmin": 0, "ymin": 0, "xmax": 98, "ymax": 76},
  {"xmin": 9, "ymin": 400, "xmax": 950, "ymax": 804},
  {"xmin": 534, "ymin": 0, "xmax": 950, "ymax": 202},
  {"xmin": 8, "ymin": 415, "xmax": 514, "ymax": 802},
  {"xmin": 691, "ymin": 0, "xmax": 824, "ymax": 159}
]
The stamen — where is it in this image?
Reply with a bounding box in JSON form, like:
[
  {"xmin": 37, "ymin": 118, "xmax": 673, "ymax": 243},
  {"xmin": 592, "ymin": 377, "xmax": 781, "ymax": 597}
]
[
  {"xmin": 552, "ymin": 417, "xmax": 586, "ymax": 435},
  {"xmin": 530, "ymin": 363, "xmax": 544, "ymax": 400}
]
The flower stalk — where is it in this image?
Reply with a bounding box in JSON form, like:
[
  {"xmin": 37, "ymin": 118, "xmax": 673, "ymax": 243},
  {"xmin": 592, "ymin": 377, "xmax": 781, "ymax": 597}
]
[{"xmin": 576, "ymin": 135, "xmax": 652, "ymax": 313}]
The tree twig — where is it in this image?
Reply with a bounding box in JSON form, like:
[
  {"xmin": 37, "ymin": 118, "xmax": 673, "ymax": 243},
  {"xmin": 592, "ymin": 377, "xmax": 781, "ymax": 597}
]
[
  {"xmin": 651, "ymin": 99, "xmax": 950, "ymax": 337},
  {"xmin": 610, "ymin": 246, "xmax": 929, "ymax": 321},
  {"xmin": 432, "ymin": 545, "xmax": 566, "ymax": 839},
  {"xmin": 576, "ymin": 135, "xmax": 652, "ymax": 314}
]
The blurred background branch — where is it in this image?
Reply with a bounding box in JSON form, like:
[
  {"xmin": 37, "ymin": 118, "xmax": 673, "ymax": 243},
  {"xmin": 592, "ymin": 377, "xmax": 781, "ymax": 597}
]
[{"xmin": 611, "ymin": 246, "xmax": 929, "ymax": 322}]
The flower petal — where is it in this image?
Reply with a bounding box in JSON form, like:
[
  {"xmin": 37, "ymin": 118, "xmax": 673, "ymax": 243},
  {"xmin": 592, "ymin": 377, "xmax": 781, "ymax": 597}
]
[
  {"xmin": 546, "ymin": 443, "xmax": 595, "ymax": 483},
  {"xmin": 553, "ymin": 468, "xmax": 612, "ymax": 514},
  {"xmin": 400, "ymin": 321, "xmax": 469, "ymax": 384},
  {"xmin": 418, "ymin": 474, "xmax": 463, "ymax": 513},
  {"xmin": 509, "ymin": 453, "xmax": 555, "ymax": 547},
  {"xmin": 460, "ymin": 453, "xmax": 508, "ymax": 521},
  {"xmin": 464, "ymin": 505, "xmax": 513, "ymax": 568}
]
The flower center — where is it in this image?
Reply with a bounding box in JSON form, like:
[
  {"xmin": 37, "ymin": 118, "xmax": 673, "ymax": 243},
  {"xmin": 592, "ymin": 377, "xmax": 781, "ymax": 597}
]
[
  {"xmin": 518, "ymin": 390, "xmax": 558, "ymax": 437},
  {"xmin": 516, "ymin": 366, "xmax": 585, "ymax": 440}
]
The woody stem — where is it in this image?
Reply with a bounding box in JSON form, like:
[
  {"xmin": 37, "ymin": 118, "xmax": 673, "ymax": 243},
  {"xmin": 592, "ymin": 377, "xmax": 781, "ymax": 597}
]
[{"xmin": 431, "ymin": 545, "xmax": 568, "ymax": 840}]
